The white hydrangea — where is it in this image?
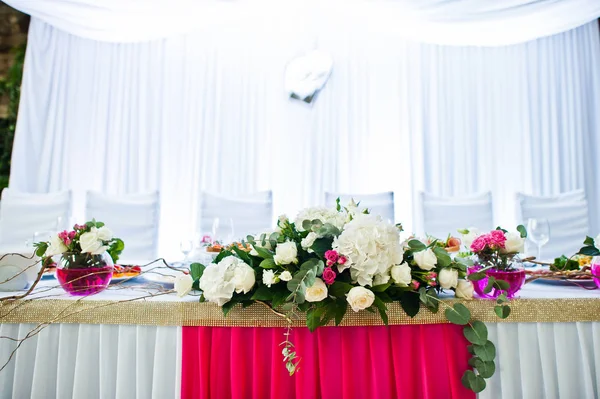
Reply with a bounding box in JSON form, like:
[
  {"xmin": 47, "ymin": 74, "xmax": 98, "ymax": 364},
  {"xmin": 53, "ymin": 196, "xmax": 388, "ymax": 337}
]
[
  {"xmin": 332, "ymin": 214, "xmax": 404, "ymax": 286},
  {"xmin": 199, "ymin": 256, "xmax": 255, "ymax": 306},
  {"xmin": 294, "ymin": 207, "xmax": 346, "ymax": 232}
]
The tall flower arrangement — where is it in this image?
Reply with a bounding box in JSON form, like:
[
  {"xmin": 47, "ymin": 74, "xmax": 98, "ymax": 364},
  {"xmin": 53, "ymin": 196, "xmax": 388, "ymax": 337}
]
[{"xmin": 183, "ymin": 200, "xmax": 511, "ymax": 393}]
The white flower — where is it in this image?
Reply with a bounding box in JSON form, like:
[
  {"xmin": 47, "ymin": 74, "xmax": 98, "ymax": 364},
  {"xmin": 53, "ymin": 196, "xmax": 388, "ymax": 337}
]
[
  {"xmin": 279, "ymin": 271, "xmax": 292, "ymax": 281},
  {"xmin": 461, "ymin": 228, "xmax": 481, "ymax": 250},
  {"xmin": 96, "ymin": 226, "xmax": 113, "ymax": 241},
  {"xmin": 413, "ymin": 248, "xmax": 437, "ymax": 271},
  {"xmin": 305, "ymin": 278, "xmax": 328, "ymax": 302},
  {"xmin": 391, "ymin": 263, "xmax": 412, "ymax": 286},
  {"xmin": 502, "ymin": 231, "xmax": 525, "ymax": 254},
  {"xmin": 344, "ymin": 199, "xmax": 369, "ymax": 221},
  {"xmin": 199, "ymin": 256, "xmax": 255, "ymax": 305},
  {"xmin": 274, "ymin": 241, "xmax": 298, "ymax": 265},
  {"xmin": 301, "ymin": 232, "xmax": 318, "ymax": 251},
  {"xmin": 346, "ymin": 286, "xmax": 375, "ymax": 312},
  {"xmin": 595, "ymin": 234, "xmax": 600, "ymax": 249},
  {"xmin": 332, "ymin": 214, "xmax": 404, "ymax": 286},
  {"xmin": 455, "ymin": 279, "xmax": 474, "ymax": 299},
  {"xmin": 175, "ymin": 274, "xmax": 194, "ymax": 297},
  {"xmin": 276, "ymin": 215, "xmax": 289, "ymax": 233},
  {"xmin": 79, "ymin": 230, "xmax": 108, "ymax": 255},
  {"xmin": 373, "ymin": 273, "xmax": 390, "ymax": 286},
  {"xmin": 262, "ymin": 270, "xmax": 278, "ymax": 287},
  {"xmin": 295, "ymin": 207, "xmax": 346, "ymax": 232},
  {"xmin": 438, "ymin": 268, "xmax": 458, "ymax": 289},
  {"xmin": 45, "ymin": 234, "xmax": 68, "ymax": 257}
]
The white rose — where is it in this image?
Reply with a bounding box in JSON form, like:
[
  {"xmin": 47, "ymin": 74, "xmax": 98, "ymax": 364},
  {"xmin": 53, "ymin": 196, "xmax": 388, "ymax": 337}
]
[
  {"xmin": 199, "ymin": 261, "xmax": 236, "ymax": 306},
  {"xmin": 279, "ymin": 271, "xmax": 292, "ymax": 281},
  {"xmin": 305, "ymin": 278, "xmax": 328, "ymax": 302},
  {"xmin": 273, "ymin": 241, "xmax": 298, "ymax": 265},
  {"xmin": 373, "ymin": 273, "xmax": 390, "ymax": 286},
  {"xmin": 594, "ymin": 234, "xmax": 600, "ymax": 249},
  {"xmin": 232, "ymin": 262, "xmax": 256, "ymax": 294},
  {"xmin": 301, "ymin": 232, "xmax": 318, "ymax": 251},
  {"xmin": 438, "ymin": 268, "xmax": 459, "ymax": 289},
  {"xmin": 79, "ymin": 231, "xmax": 107, "ymax": 255},
  {"xmin": 96, "ymin": 226, "xmax": 113, "ymax": 241},
  {"xmin": 346, "ymin": 286, "xmax": 375, "ymax": 312},
  {"xmin": 45, "ymin": 234, "xmax": 68, "ymax": 257},
  {"xmin": 461, "ymin": 228, "xmax": 481, "ymax": 250},
  {"xmin": 455, "ymin": 279, "xmax": 474, "ymax": 299},
  {"xmin": 391, "ymin": 263, "xmax": 412, "ymax": 286},
  {"xmin": 262, "ymin": 270, "xmax": 278, "ymax": 287},
  {"xmin": 175, "ymin": 273, "xmax": 194, "ymax": 297},
  {"xmin": 502, "ymin": 231, "xmax": 525, "ymax": 254},
  {"xmin": 413, "ymin": 248, "xmax": 437, "ymax": 271}
]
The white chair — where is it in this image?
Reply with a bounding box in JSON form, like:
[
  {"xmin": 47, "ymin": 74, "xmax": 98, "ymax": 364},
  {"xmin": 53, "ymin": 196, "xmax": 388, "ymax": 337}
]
[
  {"xmin": 0, "ymin": 189, "xmax": 72, "ymax": 249},
  {"xmin": 516, "ymin": 191, "xmax": 589, "ymax": 259},
  {"xmin": 86, "ymin": 191, "xmax": 160, "ymax": 260},
  {"xmin": 199, "ymin": 191, "xmax": 273, "ymax": 240},
  {"xmin": 325, "ymin": 192, "xmax": 395, "ymax": 222},
  {"xmin": 420, "ymin": 192, "xmax": 494, "ymax": 239}
]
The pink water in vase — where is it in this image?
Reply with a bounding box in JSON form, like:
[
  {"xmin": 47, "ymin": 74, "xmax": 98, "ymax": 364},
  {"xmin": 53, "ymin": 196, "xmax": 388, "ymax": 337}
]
[
  {"xmin": 592, "ymin": 257, "xmax": 600, "ymax": 289},
  {"xmin": 56, "ymin": 253, "xmax": 113, "ymax": 296},
  {"xmin": 468, "ymin": 266, "xmax": 526, "ymax": 299}
]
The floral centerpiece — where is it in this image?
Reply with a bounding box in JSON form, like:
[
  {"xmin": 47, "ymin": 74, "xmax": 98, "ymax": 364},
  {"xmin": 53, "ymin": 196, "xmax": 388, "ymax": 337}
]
[
  {"xmin": 178, "ymin": 200, "xmax": 512, "ymax": 393},
  {"xmin": 460, "ymin": 226, "xmax": 527, "ymax": 298},
  {"xmin": 34, "ymin": 220, "xmax": 124, "ymax": 296}
]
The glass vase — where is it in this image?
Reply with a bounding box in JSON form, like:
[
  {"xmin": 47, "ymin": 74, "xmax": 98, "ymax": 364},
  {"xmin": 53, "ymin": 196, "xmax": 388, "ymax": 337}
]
[
  {"xmin": 56, "ymin": 252, "xmax": 114, "ymax": 296},
  {"xmin": 592, "ymin": 256, "xmax": 600, "ymax": 289},
  {"xmin": 468, "ymin": 265, "xmax": 526, "ymax": 299}
]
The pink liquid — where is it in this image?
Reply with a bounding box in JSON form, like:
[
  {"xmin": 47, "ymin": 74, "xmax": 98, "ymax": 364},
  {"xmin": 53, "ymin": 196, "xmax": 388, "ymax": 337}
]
[
  {"xmin": 56, "ymin": 265, "xmax": 113, "ymax": 296},
  {"xmin": 592, "ymin": 262, "xmax": 600, "ymax": 289},
  {"xmin": 468, "ymin": 266, "xmax": 526, "ymax": 299}
]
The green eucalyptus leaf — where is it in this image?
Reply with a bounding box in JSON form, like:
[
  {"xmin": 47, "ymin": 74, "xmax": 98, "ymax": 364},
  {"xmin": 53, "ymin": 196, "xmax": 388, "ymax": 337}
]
[
  {"xmin": 473, "ymin": 358, "xmax": 496, "ymax": 379},
  {"xmin": 433, "ymin": 247, "xmax": 452, "ymax": 267},
  {"xmin": 408, "ymin": 239, "xmax": 427, "ymax": 251},
  {"xmin": 463, "ymin": 321, "xmax": 488, "ymax": 345},
  {"xmin": 496, "ymin": 293, "xmax": 508, "ymax": 304},
  {"xmin": 302, "ymin": 220, "xmax": 313, "ymax": 231},
  {"xmin": 493, "ymin": 279, "xmax": 510, "ymax": 291},
  {"xmin": 517, "ymin": 225, "xmax": 527, "ymax": 238},
  {"xmin": 461, "ymin": 370, "xmax": 486, "ymax": 393},
  {"xmin": 473, "ymin": 340, "xmax": 496, "ymax": 362},
  {"xmin": 468, "ymin": 272, "xmax": 487, "ymax": 282},
  {"xmin": 483, "ymin": 276, "xmax": 496, "ymax": 294},
  {"xmin": 445, "ymin": 303, "xmax": 471, "ymax": 325},
  {"xmin": 579, "ymin": 246, "xmax": 600, "ymax": 257},
  {"xmin": 494, "ymin": 305, "xmax": 511, "ymax": 319}
]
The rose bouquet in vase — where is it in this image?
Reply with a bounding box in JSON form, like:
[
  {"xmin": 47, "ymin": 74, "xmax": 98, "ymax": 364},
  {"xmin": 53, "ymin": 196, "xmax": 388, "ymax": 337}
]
[
  {"xmin": 461, "ymin": 226, "xmax": 527, "ymax": 299},
  {"xmin": 34, "ymin": 220, "xmax": 124, "ymax": 296}
]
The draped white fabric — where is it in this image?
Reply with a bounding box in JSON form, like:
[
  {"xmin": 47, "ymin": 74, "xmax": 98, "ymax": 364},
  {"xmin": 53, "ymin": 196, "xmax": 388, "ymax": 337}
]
[
  {"xmin": 4, "ymin": 0, "xmax": 600, "ymax": 46},
  {"xmin": 483, "ymin": 322, "xmax": 600, "ymax": 399},
  {"xmin": 0, "ymin": 323, "xmax": 181, "ymax": 399},
  {"xmin": 9, "ymin": 18, "xmax": 600, "ymax": 257}
]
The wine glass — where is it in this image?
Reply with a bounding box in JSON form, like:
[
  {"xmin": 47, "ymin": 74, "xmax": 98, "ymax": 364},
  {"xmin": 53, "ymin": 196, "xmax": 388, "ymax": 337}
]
[
  {"xmin": 527, "ymin": 218, "xmax": 550, "ymax": 260},
  {"xmin": 180, "ymin": 239, "xmax": 193, "ymax": 261}
]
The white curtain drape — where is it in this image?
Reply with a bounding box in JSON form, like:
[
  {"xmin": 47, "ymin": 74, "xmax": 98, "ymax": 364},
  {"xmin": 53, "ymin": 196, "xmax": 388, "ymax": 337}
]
[
  {"xmin": 0, "ymin": 323, "xmax": 181, "ymax": 399},
  {"xmin": 4, "ymin": 0, "xmax": 600, "ymax": 46},
  {"xmin": 9, "ymin": 18, "xmax": 600, "ymax": 257}
]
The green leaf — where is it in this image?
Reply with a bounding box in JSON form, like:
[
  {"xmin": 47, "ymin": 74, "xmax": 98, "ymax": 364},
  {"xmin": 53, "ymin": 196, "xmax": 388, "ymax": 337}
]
[
  {"xmin": 444, "ymin": 303, "xmax": 471, "ymax": 325},
  {"xmin": 493, "ymin": 279, "xmax": 510, "ymax": 291},
  {"xmin": 496, "ymin": 293, "xmax": 508, "ymax": 304},
  {"xmin": 231, "ymin": 246, "xmax": 252, "ymax": 265},
  {"xmin": 253, "ymin": 246, "xmax": 274, "ymax": 259},
  {"xmin": 483, "ymin": 276, "xmax": 496, "ymax": 294},
  {"xmin": 472, "ymin": 358, "xmax": 496, "ymax": 379},
  {"xmin": 306, "ymin": 308, "xmax": 322, "ymax": 332},
  {"xmin": 425, "ymin": 288, "xmax": 439, "ymax": 313},
  {"xmin": 461, "ymin": 370, "xmax": 486, "ymax": 393},
  {"xmin": 463, "ymin": 321, "xmax": 488, "ymax": 345},
  {"xmin": 190, "ymin": 263, "xmax": 205, "ymax": 281},
  {"xmin": 272, "ymin": 290, "xmax": 290, "ymax": 308},
  {"xmin": 468, "ymin": 272, "xmax": 487, "ymax": 282},
  {"xmin": 329, "ymin": 281, "xmax": 353, "ymax": 298},
  {"xmin": 311, "ymin": 237, "xmax": 334, "ymax": 258},
  {"xmin": 35, "ymin": 242, "xmax": 48, "ymax": 257},
  {"xmin": 259, "ymin": 258, "xmax": 277, "ymax": 269},
  {"xmin": 408, "ymin": 239, "xmax": 427, "ymax": 251},
  {"xmin": 373, "ymin": 296, "xmax": 389, "ymax": 325},
  {"xmin": 578, "ymin": 246, "xmax": 600, "ymax": 257},
  {"xmin": 251, "ymin": 285, "xmax": 274, "ymax": 301},
  {"xmin": 400, "ymin": 292, "xmax": 420, "ymax": 318},
  {"xmin": 302, "ymin": 220, "xmax": 313, "ymax": 231},
  {"xmin": 473, "ymin": 340, "xmax": 496, "ymax": 362},
  {"xmin": 222, "ymin": 299, "xmax": 239, "ymax": 316},
  {"xmin": 517, "ymin": 225, "xmax": 527, "ymax": 238},
  {"xmin": 584, "ymin": 236, "xmax": 596, "ymax": 246},
  {"xmin": 334, "ymin": 298, "xmax": 347, "ymax": 325},
  {"xmin": 457, "ymin": 228, "xmax": 469, "ymax": 235},
  {"xmin": 371, "ymin": 283, "xmax": 391, "ymax": 293},
  {"xmin": 433, "ymin": 247, "xmax": 452, "ymax": 267},
  {"xmin": 494, "ymin": 305, "xmax": 511, "ymax": 319}
]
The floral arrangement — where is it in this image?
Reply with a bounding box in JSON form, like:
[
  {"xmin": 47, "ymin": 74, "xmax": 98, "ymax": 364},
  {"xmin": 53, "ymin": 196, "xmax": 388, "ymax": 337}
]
[
  {"xmin": 34, "ymin": 220, "xmax": 125, "ymax": 262},
  {"xmin": 179, "ymin": 201, "xmax": 512, "ymax": 393},
  {"xmin": 458, "ymin": 226, "xmax": 527, "ymax": 271}
]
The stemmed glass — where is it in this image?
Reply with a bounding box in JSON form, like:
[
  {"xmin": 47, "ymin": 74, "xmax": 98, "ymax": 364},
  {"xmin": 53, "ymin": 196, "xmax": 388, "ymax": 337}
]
[
  {"xmin": 527, "ymin": 218, "xmax": 550, "ymax": 261},
  {"xmin": 180, "ymin": 239, "xmax": 193, "ymax": 261}
]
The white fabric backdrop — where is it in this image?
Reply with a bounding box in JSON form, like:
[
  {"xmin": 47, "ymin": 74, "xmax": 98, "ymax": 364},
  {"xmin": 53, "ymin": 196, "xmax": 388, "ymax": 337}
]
[
  {"xmin": 4, "ymin": 0, "xmax": 600, "ymax": 46},
  {"xmin": 9, "ymin": 18, "xmax": 600, "ymax": 257},
  {"xmin": 0, "ymin": 323, "xmax": 181, "ymax": 399}
]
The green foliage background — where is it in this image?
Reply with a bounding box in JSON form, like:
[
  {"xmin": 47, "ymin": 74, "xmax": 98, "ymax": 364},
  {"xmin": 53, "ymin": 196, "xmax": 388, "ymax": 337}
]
[{"xmin": 0, "ymin": 42, "xmax": 26, "ymax": 190}]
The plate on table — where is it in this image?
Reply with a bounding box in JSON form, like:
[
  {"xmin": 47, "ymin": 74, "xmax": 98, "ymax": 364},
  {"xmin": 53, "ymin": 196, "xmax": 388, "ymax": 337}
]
[
  {"xmin": 111, "ymin": 265, "xmax": 142, "ymax": 283},
  {"xmin": 530, "ymin": 277, "xmax": 597, "ymax": 288}
]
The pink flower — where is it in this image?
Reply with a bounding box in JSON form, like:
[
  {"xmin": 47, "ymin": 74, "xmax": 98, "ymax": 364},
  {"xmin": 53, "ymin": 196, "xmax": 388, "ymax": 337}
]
[
  {"xmin": 74, "ymin": 224, "xmax": 86, "ymax": 230},
  {"xmin": 322, "ymin": 267, "xmax": 336, "ymax": 285},
  {"xmin": 201, "ymin": 235, "xmax": 212, "ymax": 244},
  {"xmin": 411, "ymin": 280, "xmax": 420, "ymax": 290},
  {"xmin": 64, "ymin": 237, "xmax": 72, "ymax": 246},
  {"xmin": 324, "ymin": 250, "xmax": 339, "ymax": 264},
  {"xmin": 326, "ymin": 260, "xmax": 335, "ymax": 267},
  {"xmin": 430, "ymin": 281, "xmax": 437, "ymax": 287},
  {"xmin": 488, "ymin": 230, "xmax": 507, "ymax": 249},
  {"xmin": 68, "ymin": 231, "xmax": 76, "ymax": 239},
  {"xmin": 470, "ymin": 235, "xmax": 489, "ymax": 253},
  {"xmin": 428, "ymin": 272, "xmax": 437, "ymax": 279},
  {"xmin": 338, "ymin": 256, "xmax": 347, "ymax": 265}
]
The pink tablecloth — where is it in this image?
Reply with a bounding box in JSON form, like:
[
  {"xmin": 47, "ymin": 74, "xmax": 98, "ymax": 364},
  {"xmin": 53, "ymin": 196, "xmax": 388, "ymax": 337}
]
[{"xmin": 181, "ymin": 324, "xmax": 474, "ymax": 399}]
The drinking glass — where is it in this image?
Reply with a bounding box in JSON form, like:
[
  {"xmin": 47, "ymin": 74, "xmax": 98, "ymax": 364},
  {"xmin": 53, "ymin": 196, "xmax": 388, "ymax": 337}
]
[
  {"xmin": 211, "ymin": 217, "xmax": 235, "ymax": 244},
  {"xmin": 527, "ymin": 218, "xmax": 550, "ymax": 260},
  {"xmin": 180, "ymin": 239, "xmax": 193, "ymax": 261}
]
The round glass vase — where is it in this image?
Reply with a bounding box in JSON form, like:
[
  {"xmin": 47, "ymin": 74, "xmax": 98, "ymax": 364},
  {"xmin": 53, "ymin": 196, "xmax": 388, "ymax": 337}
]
[
  {"xmin": 56, "ymin": 252, "xmax": 114, "ymax": 296},
  {"xmin": 467, "ymin": 263, "xmax": 526, "ymax": 299},
  {"xmin": 591, "ymin": 256, "xmax": 600, "ymax": 289}
]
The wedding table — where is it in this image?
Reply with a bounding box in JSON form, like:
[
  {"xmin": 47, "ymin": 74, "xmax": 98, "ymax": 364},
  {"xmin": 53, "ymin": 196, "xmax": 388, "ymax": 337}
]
[{"xmin": 1, "ymin": 275, "xmax": 599, "ymax": 399}]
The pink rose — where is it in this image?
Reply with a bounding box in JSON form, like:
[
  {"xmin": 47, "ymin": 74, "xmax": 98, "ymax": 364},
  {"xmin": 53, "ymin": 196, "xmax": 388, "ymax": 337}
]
[
  {"xmin": 324, "ymin": 250, "xmax": 339, "ymax": 264},
  {"xmin": 322, "ymin": 267, "xmax": 336, "ymax": 285},
  {"xmin": 470, "ymin": 235, "xmax": 489, "ymax": 253},
  {"xmin": 74, "ymin": 224, "xmax": 86, "ymax": 230},
  {"xmin": 411, "ymin": 280, "xmax": 420, "ymax": 290},
  {"xmin": 489, "ymin": 230, "xmax": 507, "ymax": 249},
  {"xmin": 68, "ymin": 231, "xmax": 76, "ymax": 239},
  {"xmin": 428, "ymin": 272, "xmax": 437, "ymax": 279},
  {"xmin": 338, "ymin": 256, "xmax": 347, "ymax": 265}
]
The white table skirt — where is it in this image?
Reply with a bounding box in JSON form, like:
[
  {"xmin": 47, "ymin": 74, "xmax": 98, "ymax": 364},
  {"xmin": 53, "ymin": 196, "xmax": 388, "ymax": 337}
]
[{"xmin": 0, "ymin": 324, "xmax": 181, "ymax": 399}]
